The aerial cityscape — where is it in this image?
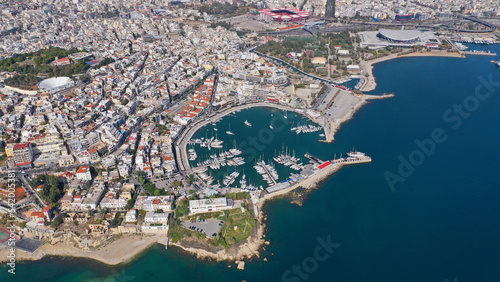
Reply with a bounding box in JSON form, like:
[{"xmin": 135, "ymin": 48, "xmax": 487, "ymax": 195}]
[{"xmin": 1, "ymin": 0, "xmax": 500, "ymax": 281}]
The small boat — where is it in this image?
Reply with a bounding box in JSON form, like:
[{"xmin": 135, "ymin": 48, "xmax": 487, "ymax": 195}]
[
  {"xmin": 270, "ymin": 124, "xmax": 274, "ymax": 130},
  {"xmin": 244, "ymin": 120, "xmax": 252, "ymax": 127},
  {"xmin": 226, "ymin": 124, "xmax": 235, "ymax": 135},
  {"xmin": 188, "ymin": 149, "xmax": 197, "ymax": 161}
]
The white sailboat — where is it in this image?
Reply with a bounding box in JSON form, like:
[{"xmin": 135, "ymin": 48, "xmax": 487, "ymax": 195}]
[{"xmin": 226, "ymin": 124, "xmax": 235, "ymax": 135}]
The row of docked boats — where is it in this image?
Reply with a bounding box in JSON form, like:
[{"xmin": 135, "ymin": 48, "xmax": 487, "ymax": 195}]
[
  {"xmin": 223, "ymin": 171, "xmax": 240, "ymax": 186},
  {"xmin": 196, "ymin": 148, "xmax": 244, "ymax": 170},
  {"xmin": 188, "ymin": 137, "xmax": 224, "ymax": 150},
  {"xmin": 254, "ymin": 160, "xmax": 279, "ymax": 186},
  {"xmin": 291, "ymin": 124, "xmax": 322, "ymax": 134},
  {"xmin": 354, "ymin": 77, "xmax": 365, "ymax": 90},
  {"xmin": 197, "ymin": 171, "xmax": 215, "ymax": 185},
  {"xmin": 273, "ymin": 153, "xmax": 303, "ymax": 171},
  {"xmin": 456, "ymin": 38, "xmax": 495, "ymax": 45}
]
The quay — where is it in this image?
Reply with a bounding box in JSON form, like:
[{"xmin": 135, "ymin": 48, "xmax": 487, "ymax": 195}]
[
  {"xmin": 463, "ymin": 50, "xmax": 497, "ymax": 56},
  {"xmin": 263, "ymin": 154, "xmax": 372, "ymax": 197}
]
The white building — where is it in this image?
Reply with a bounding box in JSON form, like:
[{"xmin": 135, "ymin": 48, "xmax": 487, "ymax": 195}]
[
  {"xmin": 76, "ymin": 166, "xmax": 92, "ymax": 181},
  {"xmin": 189, "ymin": 197, "xmax": 233, "ymax": 214},
  {"xmin": 134, "ymin": 196, "xmax": 174, "ymax": 212},
  {"xmin": 125, "ymin": 209, "xmax": 137, "ymax": 222},
  {"xmin": 347, "ymin": 65, "xmax": 360, "ymax": 72},
  {"xmin": 144, "ymin": 211, "xmax": 170, "ymax": 223},
  {"xmin": 141, "ymin": 224, "xmax": 169, "ymax": 233},
  {"xmin": 99, "ymin": 197, "xmax": 127, "ymax": 209},
  {"xmin": 81, "ymin": 188, "xmax": 104, "ymax": 210}
]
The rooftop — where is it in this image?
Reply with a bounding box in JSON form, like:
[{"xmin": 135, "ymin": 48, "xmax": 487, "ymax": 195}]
[{"xmin": 378, "ymin": 29, "xmax": 421, "ymax": 41}]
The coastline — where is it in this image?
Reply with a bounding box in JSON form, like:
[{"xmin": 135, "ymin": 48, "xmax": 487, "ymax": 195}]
[
  {"xmin": 0, "ymin": 158, "xmax": 361, "ymax": 266},
  {"xmin": 360, "ymin": 51, "xmax": 465, "ymax": 92},
  {"xmin": 0, "ymin": 233, "xmax": 164, "ymax": 266},
  {"xmin": 2, "ymin": 56, "xmax": 401, "ymax": 267},
  {"xmin": 168, "ymin": 156, "xmax": 363, "ymax": 262}
]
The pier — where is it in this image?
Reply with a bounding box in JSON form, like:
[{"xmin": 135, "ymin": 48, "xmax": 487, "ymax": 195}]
[
  {"xmin": 304, "ymin": 153, "xmax": 324, "ymax": 165},
  {"xmin": 463, "ymin": 50, "xmax": 497, "ymax": 56},
  {"xmin": 263, "ymin": 153, "xmax": 372, "ymax": 197},
  {"xmin": 260, "ymin": 162, "xmax": 277, "ymax": 186}
]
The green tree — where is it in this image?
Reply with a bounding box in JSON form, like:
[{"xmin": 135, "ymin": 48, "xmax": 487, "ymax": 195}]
[
  {"xmin": 110, "ymin": 212, "xmax": 122, "ymax": 228},
  {"xmin": 51, "ymin": 213, "xmax": 66, "ymax": 228}
]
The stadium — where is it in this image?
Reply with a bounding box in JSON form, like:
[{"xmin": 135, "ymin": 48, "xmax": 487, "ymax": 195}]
[
  {"xmin": 359, "ymin": 29, "xmax": 438, "ymax": 49},
  {"xmin": 377, "ymin": 29, "xmax": 422, "ymax": 43},
  {"xmin": 38, "ymin": 76, "xmax": 74, "ymax": 93},
  {"xmin": 259, "ymin": 8, "xmax": 310, "ymax": 23}
]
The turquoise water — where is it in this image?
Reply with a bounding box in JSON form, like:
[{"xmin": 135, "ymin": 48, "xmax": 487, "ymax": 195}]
[{"xmin": 3, "ymin": 45, "xmax": 500, "ymax": 281}]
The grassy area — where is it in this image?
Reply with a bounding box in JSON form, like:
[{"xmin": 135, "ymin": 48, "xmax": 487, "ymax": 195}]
[
  {"xmin": 188, "ymin": 211, "xmax": 223, "ymax": 221},
  {"xmin": 175, "ymin": 199, "xmax": 190, "ymax": 218},
  {"xmin": 171, "ymin": 205, "xmax": 257, "ymax": 249},
  {"xmin": 0, "ymin": 47, "xmax": 90, "ymax": 88},
  {"xmin": 168, "ymin": 217, "xmax": 206, "ymax": 243},
  {"xmin": 215, "ymin": 208, "xmax": 256, "ymax": 248}
]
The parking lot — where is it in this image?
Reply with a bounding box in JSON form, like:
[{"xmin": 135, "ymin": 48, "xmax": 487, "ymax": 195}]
[
  {"xmin": 315, "ymin": 85, "xmax": 337, "ymax": 111},
  {"xmin": 180, "ymin": 219, "xmax": 224, "ymax": 238},
  {"xmin": 324, "ymin": 90, "xmax": 361, "ymax": 121}
]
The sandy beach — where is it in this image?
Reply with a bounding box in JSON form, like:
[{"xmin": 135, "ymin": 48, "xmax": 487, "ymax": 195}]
[
  {"xmin": 360, "ymin": 51, "xmax": 465, "ymax": 92},
  {"xmin": 0, "ymin": 233, "xmax": 164, "ymax": 265}
]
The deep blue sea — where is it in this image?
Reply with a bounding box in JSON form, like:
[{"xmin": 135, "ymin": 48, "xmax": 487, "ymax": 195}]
[{"xmin": 3, "ymin": 44, "xmax": 500, "ymax": 281}]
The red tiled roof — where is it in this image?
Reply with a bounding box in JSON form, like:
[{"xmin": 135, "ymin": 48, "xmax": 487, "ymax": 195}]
[
  {"xmin": 13, "ymin": 142, "xmax": 30, "ymax": 150},
  {"xmin": 76, "ymin": 166, "xmax": 90, "ymax": 174},
  {"xmin": 31, "ymin": 212, "xmax": 44, "ymax": 218}
]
